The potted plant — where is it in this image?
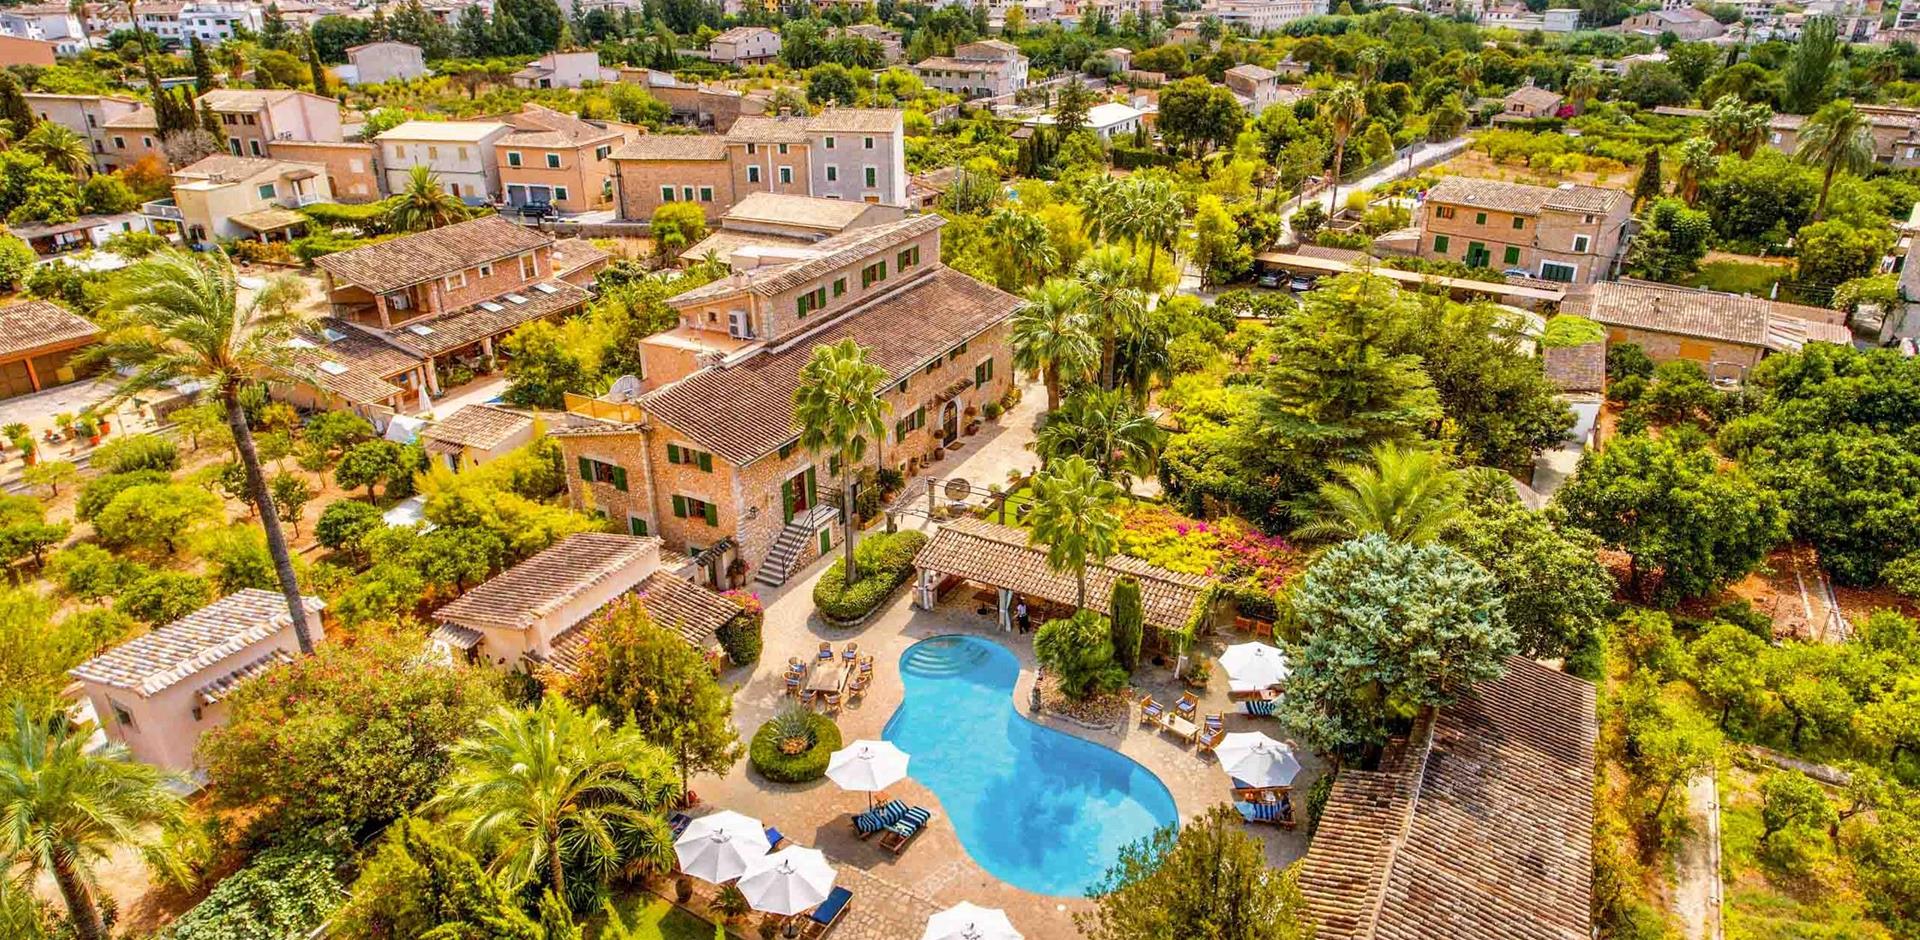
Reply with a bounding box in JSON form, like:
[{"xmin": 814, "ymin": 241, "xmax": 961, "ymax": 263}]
[
  {"xmin": 964, "ymin": 404, "xmax": 981, "ymax": 436},
  {"xmin": 53, "ymin": 413, "xmax": 74, "ymax": 441},
  {"xmin": 675, "ymin": 874, "xmax": 695, "ymax": 903},
  {"xmin": 75, "ymin": 414, "xmax": 100, "ymax": 447},
  {"xmin": 16, "ymin": 436, "xmax": 35, "ymax": 467}
]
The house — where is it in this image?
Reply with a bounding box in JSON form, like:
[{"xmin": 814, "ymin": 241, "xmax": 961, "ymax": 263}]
[
  {"xmin": 911, "ymin": 40, "xmax": 1029, "ymax": 100},
  {"xmin": 142, "ymin": 155, "xmax": 333, "ymax": 248},
  {"xmin": 23, "ymin": 93, "xmax": 146, "ymax": 172},
  {"xmin": 1023, "ymin": 101, "xmax": 1149, "ymax": 141},
  {"xmin": 310, "ymin": 216, "xmax": 609, "ymax": 412},
  {"xmin": 1224, "ymin": 64, "xmax": 1283, "ymax": 115},
  {"xmin": 496, "ymin": 104, "xmax": 632, "ymax": 215},
  {"xmin": 376, "ymin": 120, "xmax": 514, "ymax": 202},
  {"xmin": 1417, "ymin": 177, "xmax": 1633, "ymax": 284},
  {"xmin": 833, "ymin": 24, "xmax": 903, "ymax": 63},
  {"xmin": 1296, "ymin": 658, "xmax": 1596, "ymax": 940},
  {"xmin": 265, "ymin": 140, "xmax": 383, "ymax": 203},
  {"xmin": 69, "ymin": 590, "xmax": 326, "ymax": 775},
  {"xmin": 199, "ymin": 88, "xmax": 346, "ymax": 158},
  {"xmin": 99, "ymin": 107, "xmax": 168, "ymax": 171},
  {"xmin": 1617, "ymin": 7, "xmax": 1726, "ymax": 40},
  {"xmin": 1497, "ymin": 83, "xmax": 1564, "ymax": 121},
  {"xmin": 680, "ymin": 192, "xmax": 903, "ymax": 263},
  {"xmin": 0, "ymin": 3, "xmax": 84, "ymax": 54},
  {"xmin": 707, "ymin": 26, "xmax": 780, "ymax": 65},
  {"xmin": 619, "ymin": 69, "xmax": 763, "ymax": 132},
  {"xmin": 0, "ymin": 35, "xmax": 57, "ymax": 66},
  {"xmin": 272, "ymin": 317, "xmax": 438, "ymax": 421},
  {"xmin": 551, "ymin": 214, "xmax": 1020, "ymax": 588},
  {"xmin": 1169, "ymin": 19, "xmax": 1204, "ymax": 42},
  {"xmin": 1201, "ymin": 0, "xmax": 1331, "ymax": 33},
  {"xmin": 0, "ymin": 300, "xmax": 102, "ymax": 400},
  {"xmin": 10, "ymin": 213, "xmax": 151, "ymax": 260},
  {"xmin": 179, "ymin": 1, "xmax": 261, "ymax": 41},
  {"xmin": 342, "ymin": 41, "xmax": 428, "ymax": 85},
  {"xmin": 612, "ymin": 109, "xmax": 909, "ymax": 222},
  {"xmin": 1102, "ymin": 47, "xmax": 1133, "ymax": 72},
  {"xmin": 1563, "ymin": 279, "xmax": 1852, "ymax": 383},
  {"xmin": 1764, "ymin": 105, "xmax": 1920, "ymax": 168},
  {"xmin": 429, "ymin": 532, "xmax": 741, "ymax": 672},
  {"xmin": 420, "ymin": 404, "xmax": 538, "ymax": 469},
  {"xmin": 512, "ymin": 50, "xmax": 617, "ymax": 89}
]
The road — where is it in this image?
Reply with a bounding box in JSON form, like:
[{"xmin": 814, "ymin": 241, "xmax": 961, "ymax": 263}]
[{"xmin": 1279, "ymin": 135, "xmax": 1472, "ymax": 242}]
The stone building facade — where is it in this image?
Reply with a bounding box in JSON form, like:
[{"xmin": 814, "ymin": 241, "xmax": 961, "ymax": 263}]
[{"xmin": 1418, "ymin": 176, "xmax": 1632, "ymax": 284}]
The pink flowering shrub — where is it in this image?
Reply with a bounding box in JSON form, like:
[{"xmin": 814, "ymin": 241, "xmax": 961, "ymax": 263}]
[{"xmin": 1116, "ymin": 505, "xmax": 1301, "ymax": 601}]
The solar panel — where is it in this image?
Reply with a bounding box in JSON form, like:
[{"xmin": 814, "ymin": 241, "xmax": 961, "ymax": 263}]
[
  {"xmin": 480, "ymin": 302, "xmax": 505, "ymax": 312},
  {"xmin": 318, "ymin": 361, "xmax": 349, "ymax": 375},
  {"xmin": 506, "ymin": 294, "xmax": 529, "ymax": 305}
]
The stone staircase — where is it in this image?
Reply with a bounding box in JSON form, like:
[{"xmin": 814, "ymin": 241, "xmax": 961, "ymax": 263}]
[{"xmin": 754, "ymin": 505, "xmax": 838, "ymax": 588}]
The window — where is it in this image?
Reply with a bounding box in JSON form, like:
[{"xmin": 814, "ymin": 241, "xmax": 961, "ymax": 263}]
[
  {"xmin": 779, "ymin": 442, "xmax": 797, "ymax": 460},
  {"xmin": 777, "ymin": 143, "xmax": 789, "ymax": 154},
  {"xmin": 1511, "ymin": 217, "xmax": 1525, "ymax": 230},
  {"xmin": 895, "ymin": 378, "xmax": 909, "ymax": 395},
  {"xmin": 1539, "ymin": 261, "xmax": 1577, "ymax": 283},
  {"xmin": 546, "ymin": 153, "xmax": 561, "ymax": 169},
  {"xmin": 825, "ymin": 136, "xmax": 835, "ymax": 149},
  {"xmin": 1583, "ymin": 214, "xmax": 1597, "ymax": 224},
  {"xmin": 249, "ymin": 139, "xmax": 263, "ymax": 156},
  {"xmin": 1503, "ymin": 246, "xmax": 1521, "ymax": 265},
  {"xmin": 478, "ymin": 263, "xmax": 492, "ymax": 278},
  {"xmin": 747, "ymin": 142, "xmax": 757, "ymax": 154},
  {"xmin": 826, "ymin": 165, "xmax": 838, "ymax": 182},
  {"xmin": 1432, "ymin": 234, "xmax": 1450, "ymax": 253},
  {"xmin": 894, "ymin": 405, "xmax": 927, "ymax": 442},
  {"xmin": 1473, "ymin": 212, "xmax": 1487, "ymax": 225},
  {"xmin": 508, "ymin": 151, "xmax": 523, "ymax": 167},
  {"xmin": 520, "ymin": 253, "xmax": 537, "ymax": 279},
  {"xmin": 1434, "ymin": 205, "xmax": 1455, "ymax": 219},
  {"xmin": 1572, "ymin": 234, "xmax": 1591, "ymax": 253},
  {"xmin": 109, "ymin": 699, "xmax": 135, "ymax": 730},
  {"xmin": 682, "ymin": 186, "xmax": 694, "ymax": 201},
  {"xmin": 554, "ymin": 186, "xmax": 568, "ymax": 201},
  {"xmin": 660, "ymin": 186, "xmax": 675, "ymax": 202},
  {"xmin": 242, "ymin": 114, "xmax": 255, "ymax": 125},
  {"xmin": 458, "ymin": 147, "xmax": 468, "ymax": 160},
  {"xmin": 832, "ymin": 277, "xmax": 846, "ymax": 297},
  {"xmin": 974, "ymin": 357, "xmax": 995, "ymax": 386},
  {"xmin": 779, "ymin": 166, "xmax": 793, "ymax": 184},
  {"xmin": 142, "ymin": 137, "xmax": 152, "ymax": 148},
  {"xmin": 796, "ymin": 284, "xmax": 828, "ymax": 317},
  {"xmin": 628, "ymin": 515, "xmax": 648, "ymax": 536},
  {"xmin": 390, "ymin": 144, "xmax": 403, "ymax": 160},
  {"xmin": 445, "ymin": 270, "xmax": 467, "ymax": 290},
  {"xmin": 667, "ymin": 444, "xmax": 716, "ymax": 472},
  {"xmin": 896, "ymin": 245, "xmax": 919, "ymax": 272},
  {"xmin": 672, "ymin": 494, "xmax": 720, "ymax": 526},
  {"xmin": 428, "ymin": 145, "xmax": 439, "ymax": 160},
  {"xmin": 577, "ymin": 456, "xmax": 628, "ymax": 491},
  {"xmin": 924, "ymin": 360, "xmax": 938, "ymax": 376},
  {"xmin": 222, "ymin": 113, "xmax": 235, "ymax": 125},
  {"xmin": 257, "ymin": 183, "xmax": 276, "ymax": 199},
  {"xmin": 864, "ymin": 136, "xmax": 874, "ymax": 149},
  {"xmin": 948, "ymin": 341, "xmax": 967, "ymax": 362},
  {"xmin": 865, "ymin": 166, "xmax": 877, "ymax": 187},
  {"xmin": 861, "ymin": 260, "xmax": 888, "ymax": 287},
  {"xmin": 112, "ymin": 135, "xmax": 124, "ymax": 148},
  {"xmin": 748, "ymin": 165, "xmax": 761, "ymax": 183}
]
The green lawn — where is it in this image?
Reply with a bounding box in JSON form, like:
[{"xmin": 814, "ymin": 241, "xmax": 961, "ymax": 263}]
[
  {"xmin": 594, "ymin": 894, "xmax": 728, "ymax": 940},
  {"xmin": 1680, "ymin": 260, "xmax": 1787, "ymax": 297}
]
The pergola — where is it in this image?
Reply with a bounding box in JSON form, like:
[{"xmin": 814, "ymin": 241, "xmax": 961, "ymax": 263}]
[{"xmin": 911, "ymin": 517, "xmax": 1214, "ymax": 634}]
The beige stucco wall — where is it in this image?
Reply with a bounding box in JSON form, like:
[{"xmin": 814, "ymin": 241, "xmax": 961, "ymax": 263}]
[
  {"xmin": 498, "ymin": 136, "xmax": 624, "ymax": 213},
  {"xmin": 462, "ymin": 542, "xmax": 660, "ymax": 670},
  {"xmin": 268, "ymin": 140, "xmax": 382, "ymax": 202},
  {"xmin": 729, "ymin": 141, "xmax": 813, "ymax": 199}
]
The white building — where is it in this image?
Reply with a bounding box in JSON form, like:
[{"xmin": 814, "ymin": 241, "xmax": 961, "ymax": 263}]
[
  {"xmin": 512, "ymin": 50, "xmax": 618, "ymax": 89},
  {"xmin": 1201, "ymin": 0, "xmax": 1330, "ymax": 34},
  {"xmin": 0, "ymin": 4, "xmax": 84, "ymax": 54},
  {"xmin": 341, "ymin": 40, "xmax": 428, "ymax": 85},
  {"xmin": 910, "ymin": 40, "xmax": 1029, "ymax": 100},
  {"xmin": 708, "ymin": 26, "xmax": 780, "ymax": 65},
  {"xmin": 179, "ymin": 2, "xmax": 262, "ymax": 41},
  {"xmin": 1024, "ymin": 100, "xmax": 1148, "ymax": 141},
  {"xmin": 376, "ymin": 121, "xmax": 513, "ymax": 202}
]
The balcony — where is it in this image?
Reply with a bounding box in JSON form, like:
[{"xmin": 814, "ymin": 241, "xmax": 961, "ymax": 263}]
[
  {"xmin": 289, "ymin": 192, "xmax": 327, "ymax": 208},
  {"xmin": 139, "ymin": 199, "xmax": 183, "ymax": 222}
]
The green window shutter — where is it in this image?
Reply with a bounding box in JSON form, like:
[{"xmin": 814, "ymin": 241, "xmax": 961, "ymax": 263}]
[
  {"xmin": 672, "ymin": 495, "xmax": 687, "ymax": 518},
  {"xmin": 1512, "ymin": 217, "xmax": 1525, "ymax": 230},
  {"xmin": 779, "ymin": 442, "xmax": 795, "ymax": 459},
  {"xmin": 915, "ymin": 406, "xmax": 926, "ymax": 429},
  {"xmin": 1504, "ymin": 246, "xmax": 1521, "ymax": 265},
  {"xmin": 698, "ymin": 451, "xmax": 713, "ymax": 472},
  {"xmin": 629, "ymin": 516, "xmax": 648, "ymax": 536},
  {"xmin": 805, "ymin": 466, "xmax": 817, "ymax": 505},
  {"xmin": 703, "ymin": 501, "xmax": 719, "ymax": 526},
  {"xmin": 578, "ymin": 456, "xmax": 592, "ymax": 480},
  {"xmin": 612, "ymin": 466, "xmax": 628, "ymax": 492},
  {"xmin": 895, "ymin": 420, "xmax": 906, "ymax": 443},
  {"xmin": 829, "ymin": 454, "xmax": 841, "ymax": 477},
  {"xmin": 1474, "ymin": 212, "xmax": 1486, "ymax": 225},
  {"xmin": 667, "ymin": 443, "xmax": 681, "ymax": 464},
  {"xmin": 781, "ymin": 477, "xmax": 796, "ymax": 522},
  {"xmin": 1433, "ymin": 235, "xmax": 1449, "ymax": 253}
]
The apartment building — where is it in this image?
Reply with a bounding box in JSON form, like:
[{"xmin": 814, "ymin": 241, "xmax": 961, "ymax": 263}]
[
  {"xmin": 1418, "ymin": 177, "xmax": 1632, "ymax": 284},
  {"xmin": 1201, "ymin": 0, "xmax": 1331, "ymax": 34},
  {"xmin": 129, "ymin": 2, "xmax": 188, "ymax": 42},
  {"xmin": 612, "ymin": 109, "xmax": 908, "ymax": 222},
  {"xmin": 551, "ymin": 214, "xmax": 1019, "ymax": 588},
  {"xmin": 200, "ymin": 88, "xmax": 346, "ymax": 157},
  {"xmin": 24, "ymin": 93, "xmax": 146, "ymax": 171},
  {"xmin": 512, "ymin": 50, "xmax": 618, "ymax": 89},
  {"xmin": 681, "ymin": 192, "xmax": 902, "ymax": 263},
  {"xmin": 496, "ymin": 104, "xmax": 632, "ymax": 214},
  {"xmin": 0, "ymin": 4, "xmax": 84, "ymax": 54},
  {"xmin": 911, "ymin": 40, "xmax": 1029, "ymax": 100},
  {"xmin": 375, "ymin": 120, "xmax": 513, "ymax": 201},
  {"xmin": 142, "ymin": 154, "xmax": 333, "ymax": 248},
  {"xmin": 99, "ymin": 106, "xmax": 166, "ymax": 170},
  {"xmin": 341, "ymin": 41, "xmax": 428, "ymax": 85},
  {"xmin": 1223, "ymin": 64, "xmax": 1284, "ymax": 115},
  {"xmin": 179, "ymin": 2, "xmax": 262, "ymax": 41},
  {"xmin": 708, "ymin": 26, "xmax": 780, "ymax": 65}
]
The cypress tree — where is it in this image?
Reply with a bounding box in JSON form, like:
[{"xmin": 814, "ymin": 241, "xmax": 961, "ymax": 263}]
[
  {"xmin": 0, "ymin": 72, "xmax": 35, "ymax": 137},
  {"xmin": 190, "ymin": 36, "xmax": 216, "ymax": 94},
  {"xmin": 1110, "ymin": 576, "xmax": 1144, "ymax": 671},
  {"xmin": 305, "ymin": 34, "xmax": 329, "ymax": 94},
  {"xmin": 200, "ymin": 102, "xmax": 222, "ymax": 141},
  {"xmin": 1634, "ymin": 147, "xmax": 1663, "ymax": 206}
]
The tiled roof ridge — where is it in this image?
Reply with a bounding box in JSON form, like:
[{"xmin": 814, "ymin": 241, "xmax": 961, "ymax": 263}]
[{"xmin": 432, "ymin": 532, "xmax": 658, "ymax": 630}]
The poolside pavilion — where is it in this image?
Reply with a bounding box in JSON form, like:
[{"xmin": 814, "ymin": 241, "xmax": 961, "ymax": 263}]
[{"xmin": 910, "ymin": 517, "xmax": 1216, "ymax": 636}]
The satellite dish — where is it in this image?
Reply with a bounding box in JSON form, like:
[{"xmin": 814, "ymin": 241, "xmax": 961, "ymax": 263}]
[
  {"xmin": 943, "ymin": 478, "xmax": 971, "ymax": 500},
  {"xmin": 607, "ymin": 374, "xmax": 642, "ymax": 401}
]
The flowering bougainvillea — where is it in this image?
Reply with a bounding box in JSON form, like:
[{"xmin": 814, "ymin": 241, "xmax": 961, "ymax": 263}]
[{"xmin": 1115, "ymin": 504, "xmax": 1302, "ymax": 601}]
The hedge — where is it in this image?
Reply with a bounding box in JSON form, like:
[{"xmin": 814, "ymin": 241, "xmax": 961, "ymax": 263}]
[
  {"xmin": 749, "ymin": 711, "xmax": 841, "ymax": 783},
  {"xmin": 717, "ymin": 590, "xmax": 764, "ymax": 664},
  {"xmin": 811, "ymin": 530, "xmax": 928, "ymax": 623}
]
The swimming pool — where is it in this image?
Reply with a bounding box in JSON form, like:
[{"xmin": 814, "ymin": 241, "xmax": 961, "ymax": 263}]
[{"xmin": 882, "ymin": 634, "xmax": 1179, "ymax": 897}]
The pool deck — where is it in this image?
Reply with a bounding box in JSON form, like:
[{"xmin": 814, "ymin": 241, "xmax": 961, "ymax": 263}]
[{"xmin": 699, "ymin": 548, "xmax": 1327, "ymax": 939}]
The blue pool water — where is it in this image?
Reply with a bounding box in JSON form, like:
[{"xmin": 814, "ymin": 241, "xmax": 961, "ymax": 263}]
[{"xmin": 881, "ymin": 634, "xmax": 1179, "ymax": 897}]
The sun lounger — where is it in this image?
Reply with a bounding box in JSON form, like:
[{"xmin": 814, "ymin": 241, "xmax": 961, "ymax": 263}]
[
  {"xmin": 879, "ymin": 806, "xmax": 934, "ymax": 853},
  {"xmin": 853, "ymin": 800, "xmax": 909, "ymax": 838},
  {"xmin": 667, "ymin": 811, "xmax": 693, "ymax": 838},
  {"xmin": 802, "ymin": 886, "xmax": 854, "ymax": 938},
  {"xmin": 1139, "ymin": 695, "xmax": 1165, "ymax": 725},
  {"xmin": 1243, "ymin": 698, "xmax": 1278, "ymax": 717},
  {"xmin": 764, "ymin": 825, "xmax": 789, "ymax": 850},
  {"xmin": 1235, "ymin": 800, "xmax": 1294, "ymax": 827}
]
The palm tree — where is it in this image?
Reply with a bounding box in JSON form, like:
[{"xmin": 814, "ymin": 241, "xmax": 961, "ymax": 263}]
[
  {"xmin": 1123, "ymin": 176, "xmax": 1182, "ymax": 288},
  {"xmin": 96, "ymin": 251, "xmax": 319, "ymax": 653},
  {"xmin": 1292, "ymin": 443, "xmax": 1463, "ymax": 546},
  {"xmin": 1074, "ymin": 246, "xmax": 1149, "ymax": 392},
  {"xmin": 1704, "ymin": 95, "xmax": 1770, "ymax": 158},
  {"xmin": 793, "ymin": 338, "xmax": 890, "ymax": 583},
  {"xmin": 19, "ymin": 122, "xmax": 90, "ymax": 177},
  {"xmin": 431, "ymin": 698, "xmax": 680, "ymax": 905},
  {"xmin": 1795, "ymin": 99, "xmax": 1876, "ymax": 220},
  {"xmin": 387, "ymin": 165, "xmax": 466, "ymax": 232},
  {"xmin": 1012, "ymin": 278, "xmax": 1098, "ymax": 412},
  {"xmin": 1319, "ymin": 83, "xmax": 1366, "ymax": 211},
  {"xmin": 1566, "ymin": 66, "xmax": 1600, "ymax": 114},
  {"xmin": 1080, "ymin": 173, "xmax": 1128, "ymax": 244},
  {"xmin": 1674, "ymin": 136, "xmax": 1717, "ymax": 206},
  {"xmin": 1033, "ymin": 388, "xmax": 1166, "ymax": 488},
  {"xmin": 984, "ymin": 207, "xmax": 1057, "ymax": 290},
  {"xmin": 1025, "ymin": 455, "xmax": 1123, "ymax": 608},
  {"xmin": 0, "ymin": 706, "xmax": 191, "ymax": 940},
  {"xmin": 1455, "ymin": 54, "xmax": 1483, "ymax": 95},
  {"xmin": 1355, "ymin": 46, "xmax": 1385, "ymax": 88}
]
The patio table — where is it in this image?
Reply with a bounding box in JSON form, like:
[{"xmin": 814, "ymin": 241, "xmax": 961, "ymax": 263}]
[
  {"xmin": 806, "ymin": 659, "xmax": 849, "ymax": 696},
  {"xmin": 1162, "ymin": 714, "xmax": 1198, "ymax": 742}
]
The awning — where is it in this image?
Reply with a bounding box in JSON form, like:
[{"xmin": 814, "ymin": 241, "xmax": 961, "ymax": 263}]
[
  {"xmin": 934, "ymin": 377, "xmax": 974, "ymax": 403},
  {"xmin": 196, "ymin": 649, "xmax": 293, "ymax": 705},
  {"xmin": 430, "ymin": 623, "xmax": 484, "ymax": 650},
  {"xmin": 423, "ymin": 437, "xmax": 464, "ymax": 456},
  {"xmin": 283, "ymin": 169, "xmax": 319, "ymax": 181},
  {"xmin": 230, "ymin": 208, "xmax": 308, "ymax": 232}
]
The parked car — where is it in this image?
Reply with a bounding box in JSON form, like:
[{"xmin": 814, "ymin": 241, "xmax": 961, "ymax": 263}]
[
  {"xmin": 1288, "ymin": 274, "xmax": 1318, "ymax": 292},
  {"xmin": 1257, "ymin": 271, "xmax": 1282, "ymax": 288}
]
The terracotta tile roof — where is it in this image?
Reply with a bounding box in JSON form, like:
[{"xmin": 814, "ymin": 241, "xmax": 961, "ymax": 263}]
[
  {"xmin": 684, "ymin": 229, "xmax": 816, "ymax": 262},
  {"xmin": 667, "ymin": 215, "xmax": 944, "ymax": 308},
  {"xmin": 198, "ymin": 88, "xmax": 304, "ymax": 110},
  {"xmin": 610, "ymin": 134, "xmax": 731, "ymax": 161},
  {"xmin": 1505, "ymin": 85, "xmax": 1564, "ymax": 110},
  {"xmin": 1542, "ymin": 342, "xmax": 1605, "ymax": 393},
  {"xmin": 174, "ymin": 154, "xmax": 318, "ymax": 183},
  {"xmin": 196, "ymin": 649, "xmax": 294, "ymax": 705},
  {"xmin": 1425, "ymin": 177, "xmax": 1625, "ymax": 216},
  {"xmin": 501, "ymin": 104, "xmax": 624, "ymax": 148},
  {"xmin": 802, "ymin": 108, "xmax": 904, "ymax": 134},
  {"xmin": 422, "ymin": 404, "xmax": 534, "ymax": 450},
  {"xmin": 1298, "ymin": 657, "xmax": 1597, "ymax": 940},
  {"xmin": 545, "ymin": 571, "xmax": 741, "ymax": 673},
  {"xmin": 315, "ymin": 216, "xmax": 554, "ymax": 293},
  {"xmin": 722, "ymin": 192, "xmax": 878, "ymax": 231},
  {"xmin": 0, "ymin": 300, "xmax": 98, "ymax": 359},
  {"xmin": 549, "ymin": 238, "xmax": 612, "ymax": 280},
  {"xmin": 382, "ymin": 280, "xmax": 589, "ymax": 356},
  {"xmin": 1564, "ymin": 279, "xmax": 1824, "ymax": 348},
  {"xmin": 102, "ymin": 105, "xmax": 156, "ymax": 130},
  {"xmin": 713, "ymin": 25, "xmax": 776, "ymax": 42},
  {"xmin": 70, "ymin": 590, "xmax": 324, "ymax": 697},
  {"xmin": 433, "ymin": 533, "xmax": 658, "ymax": 631},
  {"xmin": 724, "ymin": 114, "xmax": 812, "ymax": 144},
  {"xmin": 914, "ymin": 517, "xmax": 1212, "ymax": 632},
  {"xmin": 284, "ymin": 318, "xmax": 419, "ymax": 405},
  {"xmin": 641, "ymin": 265, "xmax": 1018, "ymax": 464},
  {"xmin": 1226, "ymin": 63, "xmax": 1277, "ymax": 81},
  {"xmin": 911, "ymin": 56, "xmax": 1004, "ymax": 73}
]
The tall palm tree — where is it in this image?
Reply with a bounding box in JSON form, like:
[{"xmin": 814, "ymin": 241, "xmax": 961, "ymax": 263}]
[
  {"xmin": 0, "ymin": 706, "xmax": 191, "ymax": 940},
  {"xmin": 1292, "ymin": 443, "xmax": 1463, "ymax": 546},
  {"xmin": 984, "ymin": 207, "xmax": 1057, "ymax": 290},
  {"xmin": 1073, "ymin": 246, "xmax": 1149, "ymax": 392},
  {"xmin": 793, "ymin": 338, "xmax": 889, "ymax": 583},
  {"xmin": 1355, "ymin": 46, "xmax": 1385, "ymax": 88},
  {"xmin": 96, "ymin": 251, "xmax": 318, "ymax": 652},
  {"xmin": 1012, "ymin": 278, "xmax": 1098, "ymax": 412},
  {"xmin": 1795, "ymin": 99, "xmax": 1875, "ymax": 220},
  {"xmin": 1566, "ymin": 66, "xmax": 1600, "ymax": 114},
  {"xmin": 1033, "ymin": 388, "xmax": 1166, "ymax": 488},
  {"xmin": 387, "ymin": 165, "xmax": 466, "ymax": 232},
  {"xmin": 1123, "ymin": 176, "xmax": 1182, "ymax": 288},
  {"xmin": 1079, "ymin": 173, "xmax": 1127, "ymax": 244},
  {"xmin": 1025, "ymin": 455, "xmax": 1123, "ymax": 609},
  {"xmin": 1704, "ymin": 94, "xmax": 1770, "ymax": 158},
  {"xmin": 431, "ymin": 698, "xmax": 680, "ymax": 905},
  {"xmin": 1455, "ymin": 54, "xmax": 1483, "ymax": 95},
  {"xmin": 19, "ymin": 122, "xmax": 90, "ymax": 177},
  {"xmin": 1319, "ymin": 83, "xmax": 1366, "ymax": 211},
  {"xmin": 1674, "ymin": 136, "xmax": 1717, "ymax": 206}
]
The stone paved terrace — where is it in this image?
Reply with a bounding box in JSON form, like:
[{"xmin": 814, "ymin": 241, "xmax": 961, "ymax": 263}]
[{"xmin": 695, "ymin": 431, "xmax": 1326, "ymax": 938}]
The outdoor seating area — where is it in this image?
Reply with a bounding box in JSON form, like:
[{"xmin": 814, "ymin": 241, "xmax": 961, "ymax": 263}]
[{"xmin": 785, "ymin": 645, "xmax": 877, "ymax": 710}]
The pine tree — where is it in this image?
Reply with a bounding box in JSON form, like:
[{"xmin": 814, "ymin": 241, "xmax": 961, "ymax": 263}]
[
  {"xmin": 1110, "ymin": 576, "xmax": 1144, "ymax": 671},
  {"xmin": 455, "ymin": 4, "xmax": 491, "ymax": 57},
  {"xmin": 1633, "ymin": 147, "xmax": 1663, "ymax": 206},
  {"xmin": 189, "ymin": 36, "xmax": 216, "ymax": 93},
  {"xmin": 0, "ymin": 72, "xmax": 35, "ymax": 136},
  {"xmin": 369, "ymin": 4, "xmax": 389, "ymax": 40},
  {"xmin": 261, "ymin": 1, "xmax": 291, "ymax": 49}
]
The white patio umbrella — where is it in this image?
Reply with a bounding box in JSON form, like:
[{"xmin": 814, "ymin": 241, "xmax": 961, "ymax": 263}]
[
  {"xmin": 1219, "ymin": 641, "xmax": 1290, "ymax": 694},
  {"xmin": 673, "ymin": 811, "xmax": 771, "ymax": 884},
  {"xmin": 827, "ymin": 740, "xmax": 910, "ymax": 808},
  {"xmin": 1215, "ymin": 732, "xmax": 1303, "ymax": 789},
  {"xmin": 739, "ymin": 846, "xmax": 838, "ymax": 917},
  {"xmin": 922, "ymin": 902, "xmax": 1023, "ymax": 940}
]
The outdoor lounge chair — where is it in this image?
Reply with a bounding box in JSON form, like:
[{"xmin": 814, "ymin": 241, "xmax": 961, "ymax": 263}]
[
  {"xmin": 1175, "ymin": 692, "xmax": 1200, "ymax": 717},
  {"xmin": 667, "ymin": 811, "xmax": 693, "ymax": 838},
  {"xmin": 823, "ymin": 691, "xmax": 842, "ymax": 713},
  {"xmin": 1138, "ymin": 695, "xmax": 1165, "ymax": 725},
  {"xmin": 1197, "ymin": 725, "xmax": 1225, "ymax": 753},
  {"xmin": 801, "ymin": 886, "xmax": 854, "ymax": 938},
  {"xmin": 764, "ymin": 825, "xmax": 790, "ymax": 850},
  {"xmin": 1235, "ymin": 800, "xmax": 1294, "ymax": 827},
  {"xmin": 1243, "ymin": 698, "xmax": 1279, "ymax": 717},
  {"xmin": 853, "ymin": 800, "xmax": 909, "ymax": 838},
  {"xmin": 879, "ymin": 806, "xmax": 934, "ymax": 853},
  {"xmin": 848, "ymin": 675, "xmax": 870, "ymax": 698},
  {"xmin": 843, "ymin": 642, "xmax": 859, "ymax": 663}
]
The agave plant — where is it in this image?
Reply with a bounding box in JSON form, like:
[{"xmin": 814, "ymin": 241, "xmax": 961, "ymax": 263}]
[{"xmin": 770, "ymin": 706, "xmax": 816, "ymax": 756}]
